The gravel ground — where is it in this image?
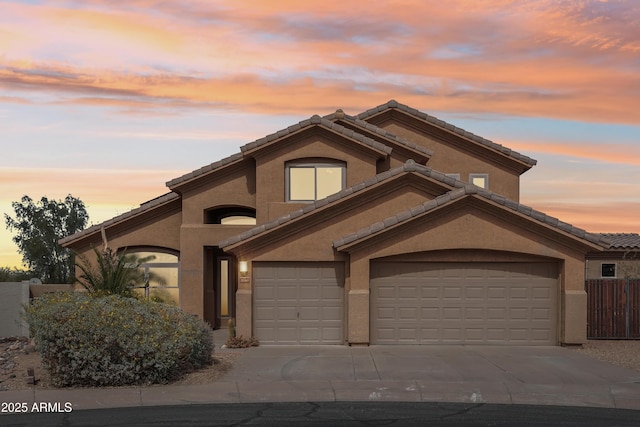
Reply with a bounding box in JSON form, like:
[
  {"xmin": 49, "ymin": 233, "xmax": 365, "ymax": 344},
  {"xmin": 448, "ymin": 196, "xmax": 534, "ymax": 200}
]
[
  {"xmin": 0, "ymin": 336, "xmax": 239, "ymax": 391},
  {"xmin": 570, "ymin": 340, "xmax": 640, "ymax": 372}
]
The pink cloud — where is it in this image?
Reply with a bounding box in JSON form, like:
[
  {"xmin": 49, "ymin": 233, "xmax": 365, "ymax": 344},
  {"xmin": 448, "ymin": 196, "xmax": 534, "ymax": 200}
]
[{"xmin": 507, "ymin": 141, "xmax": 640, "ymax": 166}]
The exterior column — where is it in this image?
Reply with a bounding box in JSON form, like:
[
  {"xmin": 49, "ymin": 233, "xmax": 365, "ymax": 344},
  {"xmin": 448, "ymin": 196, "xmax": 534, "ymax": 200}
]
[
  {"xmin": 235, "ymin": 260, "xmax": 253, "ymax": 338},
  {"xmin": 561, "ymin": 257, "xmax": 587, "ymax": 345},
  {"xmin": 348, "ymin": 255, "xmax": 370, "ymax": 345}
]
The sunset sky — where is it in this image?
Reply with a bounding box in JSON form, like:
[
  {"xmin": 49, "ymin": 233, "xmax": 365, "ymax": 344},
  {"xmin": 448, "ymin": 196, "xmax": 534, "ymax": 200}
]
[{"xmin": 2, "ymin": 0, "xmax": 639, "ymax": 269}]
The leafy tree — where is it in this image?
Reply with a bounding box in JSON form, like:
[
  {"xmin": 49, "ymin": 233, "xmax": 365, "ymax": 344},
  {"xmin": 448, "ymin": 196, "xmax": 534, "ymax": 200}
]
[
  {"xmin": 75, "ymin": 247, "xmax": 159, "ymax": 297},
  {"xmin": 4, "ymin": 195, "xmax": 88, "ymax": 284},
  {"xmin": 0, "ymin": 266, "xmax": 34, "ymax": 282}
]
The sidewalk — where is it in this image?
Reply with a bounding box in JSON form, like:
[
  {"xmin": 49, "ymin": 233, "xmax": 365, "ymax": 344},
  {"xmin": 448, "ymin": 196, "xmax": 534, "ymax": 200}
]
[{"xmin": 3, "ymin": 330, "xmax": 640, "ymax": 412}]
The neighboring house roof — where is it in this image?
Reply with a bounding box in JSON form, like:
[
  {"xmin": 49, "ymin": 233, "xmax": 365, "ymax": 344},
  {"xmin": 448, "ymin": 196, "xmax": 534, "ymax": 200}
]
[
  {"xmin": 59, "ymin": 192, "xmax": 180, "ymax": 246},
  {"xmin": 358, "ymin": 100, "xmax": 537, "ymax": 168},
  {"xmin": 219, "ymin": 159, "xmax": 607, "ymax": 252},
  {"xmin": 597, "ymin": 233, "xmax": 640, "ymax": 250},
  {"xmin": 218, "ymin": 160, "xmax": 462, "ymax": 249},
  {"xmin": 333, "ymin": 184, "xmax": 609, "ymax": 251}
]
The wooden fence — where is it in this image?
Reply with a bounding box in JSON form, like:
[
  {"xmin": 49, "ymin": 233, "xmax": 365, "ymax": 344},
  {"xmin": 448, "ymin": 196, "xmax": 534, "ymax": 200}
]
[{"xmin": 585, "ymin": 278, "xmax": 640, "ymax": 339}]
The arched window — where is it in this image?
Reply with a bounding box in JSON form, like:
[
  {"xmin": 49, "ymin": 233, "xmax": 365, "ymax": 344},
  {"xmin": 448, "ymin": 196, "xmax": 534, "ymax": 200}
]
[
  {"xmin": 204, "ymin": 206, "xmax": 256, "ymax": 225},
  {"xmin": 127, "ymin": 250, "xmax": 180, "ymax": 306}
]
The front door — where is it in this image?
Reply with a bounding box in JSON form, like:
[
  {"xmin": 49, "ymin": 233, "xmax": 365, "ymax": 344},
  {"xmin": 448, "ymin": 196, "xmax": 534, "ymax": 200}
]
[{"xmin": 216, "ymin": 255, "xmax": 236, "ymax": 329}]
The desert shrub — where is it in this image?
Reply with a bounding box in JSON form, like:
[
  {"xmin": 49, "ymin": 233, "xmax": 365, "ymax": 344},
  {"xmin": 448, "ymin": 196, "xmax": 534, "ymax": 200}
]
[
  {"xmin": 25, "ymin": 292, "xmax": 212, "ymax": 387},
  {"xmin": 225, "ymin": 335, "xmax": 259, "ymax": 348}
]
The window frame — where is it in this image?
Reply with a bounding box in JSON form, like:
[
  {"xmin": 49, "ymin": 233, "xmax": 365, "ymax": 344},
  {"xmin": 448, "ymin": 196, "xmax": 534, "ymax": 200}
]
[
  {"xmin": 601, "ymin": 263, "xmax": 617, "ymax": 278},
  {"xmin": 204, "ymin": 206, "xmax": 256, "ymax": 225},
  {"xmin": 286, "ymin": 161, "xmax": 346, "ymax": 202},
  {"xmin": 469, "ymin": 173, "xmax": 489, "ymax": 189}
]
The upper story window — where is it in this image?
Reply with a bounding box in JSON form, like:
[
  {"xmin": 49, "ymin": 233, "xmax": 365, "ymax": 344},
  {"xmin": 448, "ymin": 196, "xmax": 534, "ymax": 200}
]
[
  {"xmin": 469, "ymin": 173, "xmax": 489, "ymax": 189},
  {"xmin": 205, "ymin": 206, "xmax": 256, "ymax": 225},
  {"xmin": 286, "ymin": 161, "xmax": 345, "ymax": 202}
]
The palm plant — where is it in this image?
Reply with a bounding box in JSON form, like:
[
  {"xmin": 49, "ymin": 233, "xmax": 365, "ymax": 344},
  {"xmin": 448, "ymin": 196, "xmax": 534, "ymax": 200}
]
[{"xmin": 75, "ymin": 247, "xmax": 157, "ymax": 297}]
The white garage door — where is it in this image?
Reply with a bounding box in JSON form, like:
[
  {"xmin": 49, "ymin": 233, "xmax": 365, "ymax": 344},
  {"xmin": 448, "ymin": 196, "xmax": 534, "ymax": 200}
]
[
  {"xmin": 370, "ymin": 262, "xmax": 558, "ymax": 345},
  {"xmin": 253, "ymin": 262, "xmax": 344, "ymax": 344}
]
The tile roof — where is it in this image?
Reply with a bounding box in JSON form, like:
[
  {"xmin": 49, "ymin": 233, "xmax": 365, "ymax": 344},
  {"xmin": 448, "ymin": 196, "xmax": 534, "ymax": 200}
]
[
  {"xmin": 218, "ymin": 160, "xmax": 461, "ymax": 248},
  {"xmin": 59, "ymin": 192, "xmax": 180, "ymax": 246},
  {"xmin": 598, "ymin": 233, "xmax": 640, "ymax": 249},
  {"xmin": 166, "ymin": 152, "xmax": 244, "ymax": 189},
  {"xmin": 357, "ymin": 100, "xmax": 537, "ymax": 167},
  {"xmin": 167, "ymin": 114, "xmax": 394, "ymax": 189},
  {"xmin": 240, "ymin": 114, "xmax": 392, "ymax": 155},
  {"xmin": 324, "ymin": 109, "xmax": 434, "ymax": 157},
  {"xmin": 332, "ymin": 184, "xmax": 609, "ymax": 250}
]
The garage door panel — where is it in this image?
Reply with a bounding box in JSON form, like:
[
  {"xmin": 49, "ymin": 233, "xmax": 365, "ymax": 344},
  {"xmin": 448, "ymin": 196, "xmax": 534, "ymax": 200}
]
[
  {"xmin": 371, "ymin": 262, "xmax": 557, "ymax": 345},
  {"xmin": 253, "ymin": 262, "xmax": 344, "ymax": 345},
  {"xmin": 443, "ymin": 287, "xmax": 462, "ymax": 298}
]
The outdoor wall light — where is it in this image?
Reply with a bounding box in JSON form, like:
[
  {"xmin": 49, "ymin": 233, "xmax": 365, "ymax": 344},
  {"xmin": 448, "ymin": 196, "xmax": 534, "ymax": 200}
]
[{"xmin": 239, "ymin": 261, "xmax": 249, "ymax": 275}]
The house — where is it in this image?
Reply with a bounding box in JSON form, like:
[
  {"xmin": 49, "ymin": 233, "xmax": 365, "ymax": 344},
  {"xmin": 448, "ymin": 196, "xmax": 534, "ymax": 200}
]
[
  {"xmin": 61, "ymin": 100, "xmax": 623, "ymax": 346},
  {"xmin": 586, "ymin": 233, "xmax": 640, "ymax": 280}
]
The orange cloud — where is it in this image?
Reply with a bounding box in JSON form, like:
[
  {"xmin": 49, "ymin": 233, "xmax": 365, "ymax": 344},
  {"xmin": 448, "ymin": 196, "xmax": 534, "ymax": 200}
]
[
  {"xmin": 521, "ymin": 201, "xmax": 640, "ymax": 233},
  {"xmin": 1, "ymin": 1, "xmax": 638, "ymax": 124},
  {"xmin": 507, "ymin": 141, "xmax": 640, "ymax": 166}
]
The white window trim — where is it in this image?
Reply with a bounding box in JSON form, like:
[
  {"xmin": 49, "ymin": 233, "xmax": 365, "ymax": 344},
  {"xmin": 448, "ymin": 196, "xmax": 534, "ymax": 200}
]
[
  {"xmin": 469, "ymin": 173, "xmax": 489, "ymax": 189},
  {"xmin": 286, "ymin": 162, "xmax": 346, "ymax": 202}
]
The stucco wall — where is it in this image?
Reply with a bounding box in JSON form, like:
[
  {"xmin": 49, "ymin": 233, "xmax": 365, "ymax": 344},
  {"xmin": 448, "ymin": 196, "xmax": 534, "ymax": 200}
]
[
  {"xmin": 376, "ymin": 120, "xmax": 521, "ymax": 201},
  {"xmin": 240, "ymin": 180, "xmax": 437, "ymax": 261},
  {"xmin": 339, "ymin": 202, "xmax": 590, "ymax": 345},
  {"xmin": 233, "ymin": 196, "xmax": 593, "ymax": 345},
  {"xmin": 586, "ymin": 255, "xmax": 640, "ymax": 279},
  {"xmin": 0, "ymin": 282, "xmax": 30, "ymax": 337},
  {"xmin": 253, "ymin": 132, "xmax": 384, "ymax": 223},
  {"xmin": 180, "ymin": 161, "xmax": 256, "ymax": 225}
]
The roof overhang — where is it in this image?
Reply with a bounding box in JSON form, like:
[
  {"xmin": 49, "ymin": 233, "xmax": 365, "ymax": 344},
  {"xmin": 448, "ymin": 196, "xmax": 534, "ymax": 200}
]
[
  {"xmin": 333, "ymin": 186, "xmax": 608, "ymax": 254},
  {"xmin": 358, "ymin": 100, "xmax": 537, "ymax": 175},
  {"xmin": 219, "ymin": 161, "xmax": 460, "ymax": 255},
  {"xmin": 59, "ymin": 192, "xmax": 181, "ymax": 248}
]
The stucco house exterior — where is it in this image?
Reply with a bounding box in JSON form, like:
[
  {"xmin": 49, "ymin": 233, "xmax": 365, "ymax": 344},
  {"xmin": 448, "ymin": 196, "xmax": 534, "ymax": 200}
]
[
  {"xmin": 61, "ymin": 100, "xmax": 633, "ymax": 346},
  {"xmin": 585, "ymin": 233, "xmax": 640, "ymax": 280}
]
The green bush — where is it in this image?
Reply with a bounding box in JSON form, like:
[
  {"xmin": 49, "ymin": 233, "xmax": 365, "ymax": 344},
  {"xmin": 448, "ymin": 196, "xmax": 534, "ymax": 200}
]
[{"xmin": 25, "ymin": 292, "xmax": 212, "ymax": 387}]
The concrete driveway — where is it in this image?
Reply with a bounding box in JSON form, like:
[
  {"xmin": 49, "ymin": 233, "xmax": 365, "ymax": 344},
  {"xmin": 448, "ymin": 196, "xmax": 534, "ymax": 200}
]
[
  {"xmin": 223, "ymin": 344, "xmax": 640, "ymax": 409},
  {"xmin": 4, "ymin": 343, "xmax": 640, "ymax": 412}
]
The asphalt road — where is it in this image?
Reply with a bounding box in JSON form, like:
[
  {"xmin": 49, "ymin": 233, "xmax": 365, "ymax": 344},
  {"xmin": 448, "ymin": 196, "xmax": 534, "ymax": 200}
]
[{"xmin": 1, "ymin": 402, "xmax": 639, "ymax": 426}]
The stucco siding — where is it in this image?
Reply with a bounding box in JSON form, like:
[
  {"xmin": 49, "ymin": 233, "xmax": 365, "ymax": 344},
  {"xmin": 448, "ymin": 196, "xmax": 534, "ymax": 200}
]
[{"xmin": 379, "ymin": 122, "xmax": 521, "ymax": 201}]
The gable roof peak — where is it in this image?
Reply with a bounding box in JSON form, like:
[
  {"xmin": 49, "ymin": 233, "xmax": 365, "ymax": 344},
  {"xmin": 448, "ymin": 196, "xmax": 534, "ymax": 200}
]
[
  {"xmin": 403, "ymin": 159, "xmax": 417, "ymax": 171},
  {"xmin": 333, "ymin": 186, "xmax": 609, "ymax": 251},
  {"xmin": 358, "ymin": 100, "xmax": 537, "ymax": 168}
]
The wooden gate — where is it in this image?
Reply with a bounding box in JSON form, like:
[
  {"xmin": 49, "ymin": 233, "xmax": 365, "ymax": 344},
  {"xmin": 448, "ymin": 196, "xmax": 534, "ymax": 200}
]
[{"xmin": 585, "ymin": 279, "xmax": 640, "ymax": 339}]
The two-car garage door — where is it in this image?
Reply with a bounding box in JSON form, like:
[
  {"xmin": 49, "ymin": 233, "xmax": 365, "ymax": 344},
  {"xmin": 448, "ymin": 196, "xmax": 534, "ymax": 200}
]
[{"xmin": 370, "ymin": 262, "xmax": 558, "ymax": 345}]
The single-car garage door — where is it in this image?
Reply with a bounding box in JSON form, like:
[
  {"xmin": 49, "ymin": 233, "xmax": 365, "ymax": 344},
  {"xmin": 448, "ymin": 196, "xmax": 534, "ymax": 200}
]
[
  {"xmin": 253, "ymin": 262, "xmax": 344, "ymax": 344},
  {"xmin": 370, "ymin": 262, "xmax": 558, "ymax": 345}
]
